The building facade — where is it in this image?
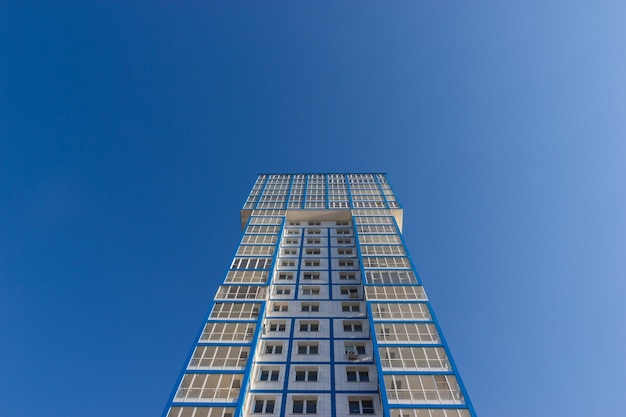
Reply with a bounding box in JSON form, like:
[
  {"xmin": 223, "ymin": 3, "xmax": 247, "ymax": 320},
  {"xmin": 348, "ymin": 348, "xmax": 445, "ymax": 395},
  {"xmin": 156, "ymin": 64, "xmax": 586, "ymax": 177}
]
[{"xmin": 163, "ymin": 174, "xmax": 476, "ymax": 417}]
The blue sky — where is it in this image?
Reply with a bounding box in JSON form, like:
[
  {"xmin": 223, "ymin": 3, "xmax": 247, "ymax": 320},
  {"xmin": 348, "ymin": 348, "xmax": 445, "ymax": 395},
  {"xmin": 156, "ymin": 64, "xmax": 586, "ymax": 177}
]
[{"xmin": 1, "ymin": 2, "xmax": 625, "ymax": 416}]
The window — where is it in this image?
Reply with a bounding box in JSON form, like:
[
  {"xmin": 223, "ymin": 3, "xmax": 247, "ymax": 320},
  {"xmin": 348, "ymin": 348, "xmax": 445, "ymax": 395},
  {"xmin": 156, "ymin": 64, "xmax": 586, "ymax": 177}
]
[
  {"xmin": 336, "ymin": 228, "xmax": 351, "ymax": 235},
  {"xmin": 259, "ymin": 369, "xmax": 280, "ymax": 381},
  {"xmin": 282, "ymin": 260, "xmax": 296, "ymax": 267},
  {"xmin": 289, "ymin": 222, "xmax": 301, "ymax": 226},
  {"xmin": 237, "ymin": 245, "xmax": 274, "ymax": 256},
  {"xmin": 272, "ymin": 304, "xmax": 288, "ymax": 312},
  {"xmin": 374, "ymin": 323, "xmax": 439, "ymax": 343},
  {"xmin": 200, "ymin": 322, "xmax": 256, "ymax": 342},
  {"xmin": 371, "ymin": 302, "xmax": 430, "ymax": 320},
  {"xmin": 293, "ymin": 399, "xmax": 317, "ymax": 414},
  {"xmin": 307, "ymin": 238, "xmax": 321, "ymax": 244},
  {"xmin": 338, "ymin": 260, "xmax": 354, "ymax": 267},
  {"xmin": 254, "ymin": 399, "xmax": 276, "ymax": 414},
  {"xmin": 348, "ymin": 400, "xmax": 374, "ymax": 414},
  {"xmin": 338, "ymin": 248, "xmax": 353, "ymax": 255},
  {"xmin": 337, "ymin": 238, "xmax": 352, "ymax": 244},
  {"xmin": 308, "ymin": 221, "xmax": 321, "ymax": 226},
  {"xmin": 301, "ymin": 303, "xmax": 320, "ymax": 312},
  {"xmin": 360, "ymin": 245, "xmax": 405, "ymax": 256},
  {"xmin": 243, "ymin": 235, "xmax": 278, "ymax": 245},
  {"xmin": 365, "ymin": 270, "xmax": 417, "ymax": 285},
  {"xmin": 307, "ymin": 229, "xmax": 321, "ymax": 235},
  {"xmin": 268, "ymin": 321, "xmax": 286, "ymax": 332},
  {"xmin": 339, "ymin": 273, "xmax": 356, "ymax": 280},
  {"xmin": 299, "ymin": 321, "xmax": 319, "ymax": 332},
  {"xmin": 302, "ymin": 287, "xmax": 321, "ymax": 295},
  {"xmin": 341, "ymin": 287, "xmax": 359, "ymax": 297},
  {"xmin": 343, "ymin": 321, "xmax": 363, "ymax": 332},
  {"xmin": 283, "ymin": 249, "xmax": 297, "ymax": 255},
  {"xmin": 297, "ymin": 343, "xmax": 319, "ymax": 355},
  {"xmin": 188, "ymin": 345, "xmax": 249, "ymax": 369},
  {"xmin": 175, "ymin": 373, "xmax": 242, "ymax": 401},
  {"xmin": 226, "ymin": 270, "xmax": 269, "ymax": 284},
  {"xmin": 275, "ymin": 287, "xmax": 291, "ymax": 295},
  {"xmin": 216, "ymin": 285, "xmax": 266, "ymax": 300},
  {"xmin": 231, "ymin": 257, "xmax": 272, "ymax": 270},
  {"xmin": 304, "ymin": 260, "xmax": 320, "ymax": 267},
  {"xmin": 305, "ymin": 248, "xmax": 321, "ymax": 255},
  {"xmin": 383, "ymin": 375, "xmax": 462, "ymax": 405},
  {"xmin": 210, "ymin": 303, "xmax": 260, "ymax": 320},
  {"xmin": 362, "ymin": 257, "xmax": 411, "ymax": 269},
  {"xmin": 342, "ymin": 303, "xmax": 360, "ymax": 312},
  {"xmin": 336, "ymin": 221, "xmax": 349, "ymax": 226},
  {"xmin": 345, "ymin": 344, "xmax": 366, "ymax": 354},
  {"xmin": 378, "ymin": 346, "xmax": 450, "ymax": 370},
  {"xmin": 364, "ymin": 286, "xmax": 425, "ymax": 301},
  {"xmin": 264, "ymin": 344, "xmax": 283, "ymax": 354},
  {"xmin": 287, "ymin": 229, "xmax": 299, "ymax": 235},
  {"xmin": 285, "ymin": 239, "xmax": 299, "ymax": 245},
  {"xmin": 303, "ymin": 273, "xmax": 320, "ymax": 280},
  {"xmin": 253, "ymin": 399, "xmax": 275, "ymax": 414},
  {"xmin": 295, "ymin": 367, "xmax": 318, "ymax": 382},
  {"xmin": 346, "ymin": 368, "xmax": 370, "ymax": 382},
  {"xmin": 278, "ymin": 273, "xmax": 294, "ymax": 280}
]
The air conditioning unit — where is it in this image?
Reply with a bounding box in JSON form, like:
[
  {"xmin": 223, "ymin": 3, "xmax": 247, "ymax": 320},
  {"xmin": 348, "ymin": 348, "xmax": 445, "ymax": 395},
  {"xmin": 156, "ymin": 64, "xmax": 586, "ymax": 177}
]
[{"xmin": 346, "ymin": 350, "xmax": 359, "ymax": 360}]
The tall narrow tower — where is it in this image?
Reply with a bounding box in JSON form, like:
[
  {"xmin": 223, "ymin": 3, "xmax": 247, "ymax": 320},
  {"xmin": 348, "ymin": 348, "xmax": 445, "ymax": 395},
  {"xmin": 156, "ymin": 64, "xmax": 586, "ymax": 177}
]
[{"xmin": 164, "ymin": 174, "xmax": 475, "ymax": 417}]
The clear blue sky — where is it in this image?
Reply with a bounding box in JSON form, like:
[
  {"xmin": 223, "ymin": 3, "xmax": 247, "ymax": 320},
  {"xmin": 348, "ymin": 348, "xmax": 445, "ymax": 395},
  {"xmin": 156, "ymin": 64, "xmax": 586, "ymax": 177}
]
[{"xmin": 1, "ymin": 2, "xmax": 625, "ymax": 416}]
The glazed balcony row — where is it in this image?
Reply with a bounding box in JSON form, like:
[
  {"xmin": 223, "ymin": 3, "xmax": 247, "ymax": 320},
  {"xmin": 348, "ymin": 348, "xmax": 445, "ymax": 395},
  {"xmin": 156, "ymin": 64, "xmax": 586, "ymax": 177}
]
[
  {"xmin": 166, "ymin": 406, "xmax": 471, "ymax": 417},
  {"xmin": 203, "ymin": 300, "xmax": 434, "ymax": 323},
  {"xmin": 254, "ymin": 343, "xmax": 451, "ymax": 372},
  {"xmin": 184, "ymin": 341, "xmax": 450, "ymax": 373},
  {"xmin": 244, "ymin": 200, "xmax": 398, "ymax": 210},
  {"xmin": 262, "ymin": 320, "xmax": 441, "ymax": 346},
  {"xmin": 201, "ymin": 302, "xmax": 435, "ymax": 329},
  {"xmin": 271, "ymin": 270, "xmax": 418, "ymax": 285},
  {"xmin": 276, "ymin": 249, "xmax": 411, "ymax": 261},
  {"xmin": 219, "ymin": 263, "xmax": 421, "ymax": 288},
  {"xmin": 213, "ymin": 284, "xmax": 361, "ymax": 301}
]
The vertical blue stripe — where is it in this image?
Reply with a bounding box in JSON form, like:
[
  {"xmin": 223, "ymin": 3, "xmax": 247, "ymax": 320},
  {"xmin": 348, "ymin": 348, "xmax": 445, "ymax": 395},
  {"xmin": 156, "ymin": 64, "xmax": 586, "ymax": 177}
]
[
  {"xmin": 422, "ymin": 302, "xmax": 478, "ymax": 416},
  {"xmin": 329, "ymin": 317, "xmax": 337, "ymax": 417},
  {"xmin": 235, "ymin": 301, "xmax": 268, "ymax": 417},
  {"xmin": 366, "ymin": 302, "xmax": 392, "ymax": 417},
  {"xmin": 279, "ymin": 317, "xmax": 297, "ymax": 417}
]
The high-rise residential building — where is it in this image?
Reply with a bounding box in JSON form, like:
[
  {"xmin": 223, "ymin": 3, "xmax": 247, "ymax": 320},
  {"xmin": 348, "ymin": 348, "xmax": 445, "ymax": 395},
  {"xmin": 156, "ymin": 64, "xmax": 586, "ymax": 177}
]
[{"xmin": 163, "ymin": 173, "xmax": 475, "ymax": 417}]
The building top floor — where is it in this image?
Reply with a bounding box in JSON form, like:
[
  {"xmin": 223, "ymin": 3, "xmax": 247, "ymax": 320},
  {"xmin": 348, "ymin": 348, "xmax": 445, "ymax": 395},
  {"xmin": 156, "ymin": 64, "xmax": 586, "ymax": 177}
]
[{"xmin": 240, "ymin": 173, "xmax": 404, "ymax": 230}]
